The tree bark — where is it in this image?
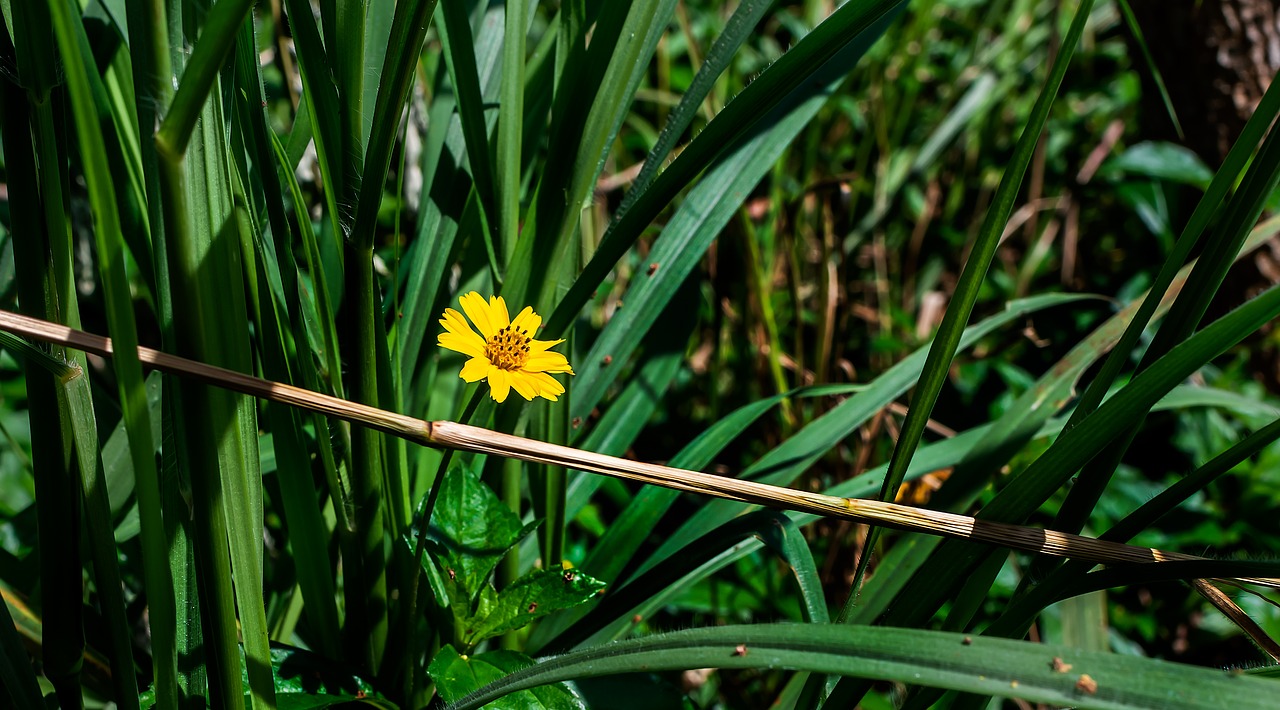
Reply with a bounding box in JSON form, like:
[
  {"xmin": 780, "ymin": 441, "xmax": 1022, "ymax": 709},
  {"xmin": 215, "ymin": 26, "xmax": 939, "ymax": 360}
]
[{"xmin": 1128, "ymin": 0, "xmax": 1280, "ymax": 164}]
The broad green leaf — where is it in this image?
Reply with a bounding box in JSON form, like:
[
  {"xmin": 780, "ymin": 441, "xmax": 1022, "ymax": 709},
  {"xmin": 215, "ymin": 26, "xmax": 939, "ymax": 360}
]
[
  {"xmin": 429, "ymin": 645, "xmax": 584, "ymax": 709},
  {"xmin": 461, "ymin": 567, "xmax": 607, "ymax": 645},
  {"xmin": 1100, "ymin": 141, "xmax": 1213, "ymax": 188},
  {"xmin": 431, "ymin": 463, "xmax": 541, "ymax": 604}
]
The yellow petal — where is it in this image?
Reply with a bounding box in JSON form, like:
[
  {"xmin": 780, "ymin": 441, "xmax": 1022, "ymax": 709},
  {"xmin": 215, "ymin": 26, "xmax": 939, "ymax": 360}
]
[
  {"xmin": 459, "ymin": 292, "xmax": 496, "ymax": 340},
  {"xmin": 509, "ymin": 371, "xmax": 538, "ymax": 401},
  {"xmin": 438, "ymin": 332, "xmax": 486, "ymax": 358},
  {"xmin": 488, "ymin": 369, "xmax": 511, "ymax": 403},
  {"xmin": 459, "ymin": 356, "xmax": 492, "ymax": 383},
  {"xmin": 439, "ymin": 308, "xmax": 475, "ymax": 337},
  {"xmin": 529, "ymin": 338, "xmax": 564, "ymax": 353},
  {"xmin": 509, "ymin": 306, "xmax": 542, "ymax": 336},
  {"xmin": 489, "ymin": 295, "xmax": 511, "ymax": 330},
  {"xmin": 529, "ymin": 371, "xmax": 565, "ymax": 397},
  {"xmin": 524, "ymin": 351, "xmax": 573, "ymax": 373}
]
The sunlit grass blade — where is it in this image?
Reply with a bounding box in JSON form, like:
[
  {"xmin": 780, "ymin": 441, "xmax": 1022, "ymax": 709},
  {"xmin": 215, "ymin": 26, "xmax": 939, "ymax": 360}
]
[
  {"xmin": 154, "ymin": 0, "xmax": 254, "ymax": 157},
  {"xmin": 350, "ymin": 0, "xmax": 440, "ymax": 251},
  {"xmin": 572, "ymin": 4, "xmax": 901, "ymax": 423},
  {"xmin": 44, "ymin": 0, "xmax": 180, "ymax": 703},
  {"xmin": 631, "ymin": 294, "xmax": 1093, "ymax": 581},
  {"xmin": 614, "ymin": 0, "xmax": 773, "ymax": 220},
  {"xmin": 543, "ymin": 0, "xmax": 907, "ymax": 337},
  {"xmin": 860, "ymin": 280, "xmax": 1280, "ymax": 654},
  {"xmin": 438, "ymin": 0, "xmax": 499, "ymax": 268},
  {"xmin": 1047, "ymin": 72, "xmax": 1280, "ymax": 542},
  {"xmin": 447, "ymin": 624, "xmax": 1280, "ymax": 710},
  {"xmin": 860, "ymin": 0, "xmax": 1096, "ymax": 589},
  {"xmin": 504, "ymin": 0, "xmax": 682, "ymax": 311}
]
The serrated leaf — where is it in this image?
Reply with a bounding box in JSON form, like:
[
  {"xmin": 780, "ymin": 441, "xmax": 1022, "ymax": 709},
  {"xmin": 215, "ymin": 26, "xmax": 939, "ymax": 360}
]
[
  {"xmin": 429, "ymin": 645, "xmax": 584, "ymax": 709},
  {"xmin": 462, "ymin": 568, "xmax": 607, "ymax": 645},
  {"xmin": 430, "ymin": 462, "xmax": 542, "ymax": 603}
]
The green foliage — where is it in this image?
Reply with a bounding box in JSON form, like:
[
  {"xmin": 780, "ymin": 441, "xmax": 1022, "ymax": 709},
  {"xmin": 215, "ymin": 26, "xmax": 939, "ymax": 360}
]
[
  {"xmin": 428, "ymin": 645, "xmax": 583, "ymax": 709},
  {"xmin": 419, "ymin": 463, "xmax": 606, "ymax": 649}
]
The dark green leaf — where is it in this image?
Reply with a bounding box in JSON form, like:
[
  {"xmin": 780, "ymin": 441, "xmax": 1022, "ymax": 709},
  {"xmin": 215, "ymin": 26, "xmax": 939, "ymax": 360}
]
[
  {"xmin": 447, "ymin": 625, "xmax": 1279, "ymax": 710},
  {"xmin": 1101, "ymin": 141, "xmax": 1212, "ymax": 187},
  {"xmin": 429, "ymin": 645, "xmax": 584, "ymax": 709},
  {"xmin": 462, "ymin": 567, "xmax": 607, "ymax": 645},
  {"xmin": 430, "ymin": 462, "xmax": 541, "ymax": 603}
]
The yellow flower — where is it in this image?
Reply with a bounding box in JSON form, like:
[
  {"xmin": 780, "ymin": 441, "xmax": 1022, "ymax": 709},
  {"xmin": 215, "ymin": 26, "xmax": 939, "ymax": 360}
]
[{"xmin": 437, "ymin": 292, "xmax": 574, "ymax": 403}]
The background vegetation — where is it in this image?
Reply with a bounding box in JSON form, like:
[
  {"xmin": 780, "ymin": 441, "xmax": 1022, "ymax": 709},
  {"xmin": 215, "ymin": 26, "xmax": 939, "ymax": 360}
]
[{"xmin": 2, "ymin": 0, "xmax": 1280, "ymax": 707}]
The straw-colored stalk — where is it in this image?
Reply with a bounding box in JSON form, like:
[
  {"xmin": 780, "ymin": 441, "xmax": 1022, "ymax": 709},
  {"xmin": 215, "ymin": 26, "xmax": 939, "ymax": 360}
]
[{"xmin": 1, "ymin": 308, "xmax": 1276, "ymax": 591}]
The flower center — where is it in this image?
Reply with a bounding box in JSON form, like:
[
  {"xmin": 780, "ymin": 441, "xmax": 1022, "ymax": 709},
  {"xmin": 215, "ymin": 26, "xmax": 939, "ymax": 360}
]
[{"xmin": 485, "ymin": 325, "xmax": 531, "ymax": 370}]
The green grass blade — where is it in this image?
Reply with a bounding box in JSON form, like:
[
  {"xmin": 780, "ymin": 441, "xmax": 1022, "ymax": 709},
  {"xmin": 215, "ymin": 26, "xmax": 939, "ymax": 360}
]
[
  {"xmin": 280, "ymin": 0, "xmax": 346, "ymax": 231},
  {"xmin": 0, "ymin": 329, "xmax": 142, "ymax": 707},
  {"xmin": 248, "ymin": 236, "xmax": 344, "ymax": 658},
  {"xmin": 62, "ymin": 361, "xmax": 140, "ymax": 708},
  {"xmin": 634, "ymin": 294, "xmax": 1093, "ymax": 580},
  {"xmin": 268, "ymin": 133, "xmax": 345, "ymax": 398},
  {"xmin": 154, "ymin": 0, "xmax": 254, "ymax": 156},
  {"xmin": 868, "ymin": 0, "xmax": 1095, "ymax": 535},
  {"xmin": 570, "ymin": 2, "xmax": 902, "ymax": 423},
  {"xmin": 1115, "ymin": 0, "xmax": 1183, "ymax": 139},
  {"xmin": 0, "ymin": 55, "xmax": 85, "ymax": 706},
  {"xmin": 44, "ymin": 0, "xmax": 180, "ymax": 703},
  {"xmin": 350, "ymin": 0, "xmax": 439, "ymax": 251},
  {"xmin": 340, "ymin": 245, "xmax": 389, "ymax": 675},
  {"xmin": 543, "ymin": 0, "xmax": 907, "ymax": 337},
  {"xmin": 450, "ymin": 625, "xmax": 1280, "ymax": 710},
  {"xmin": 495, "ymin": 0, "xmax": 527, "ymax": 268},
  {"xmin": 173, "ymin": 73, "xmax": 275, "ymax": 709},
  {"xmin": 232, "ymin": 26, "xmax": 343, "ymax": 654},
  {"xmin": 335, "ymin": 0, "xmax": 366, "ymax": 201},
  {"xmin": 613, "ymin": 0, "xmax": 773, "ymax": 219},
  {"xmin": 756, "ymin": 513, "xmax": 830, "ymax": 624},
  {"xmin": 0, "ymin": 585, "xmax": 42, "ymax": 708},
  {"xmin": 438, "ymin": 0, "xmax": 499, "ymax": 259},
  {"xmin": 1047, "ymin": 75, "xmax": 1280, "ymax": 540}
]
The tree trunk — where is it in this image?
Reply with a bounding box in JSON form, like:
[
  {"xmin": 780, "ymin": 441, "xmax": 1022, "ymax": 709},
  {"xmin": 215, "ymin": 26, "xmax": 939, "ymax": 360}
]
[{"xmin": 1128, "ymin": 0, "xmax": 1280, "ymax": 164}]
